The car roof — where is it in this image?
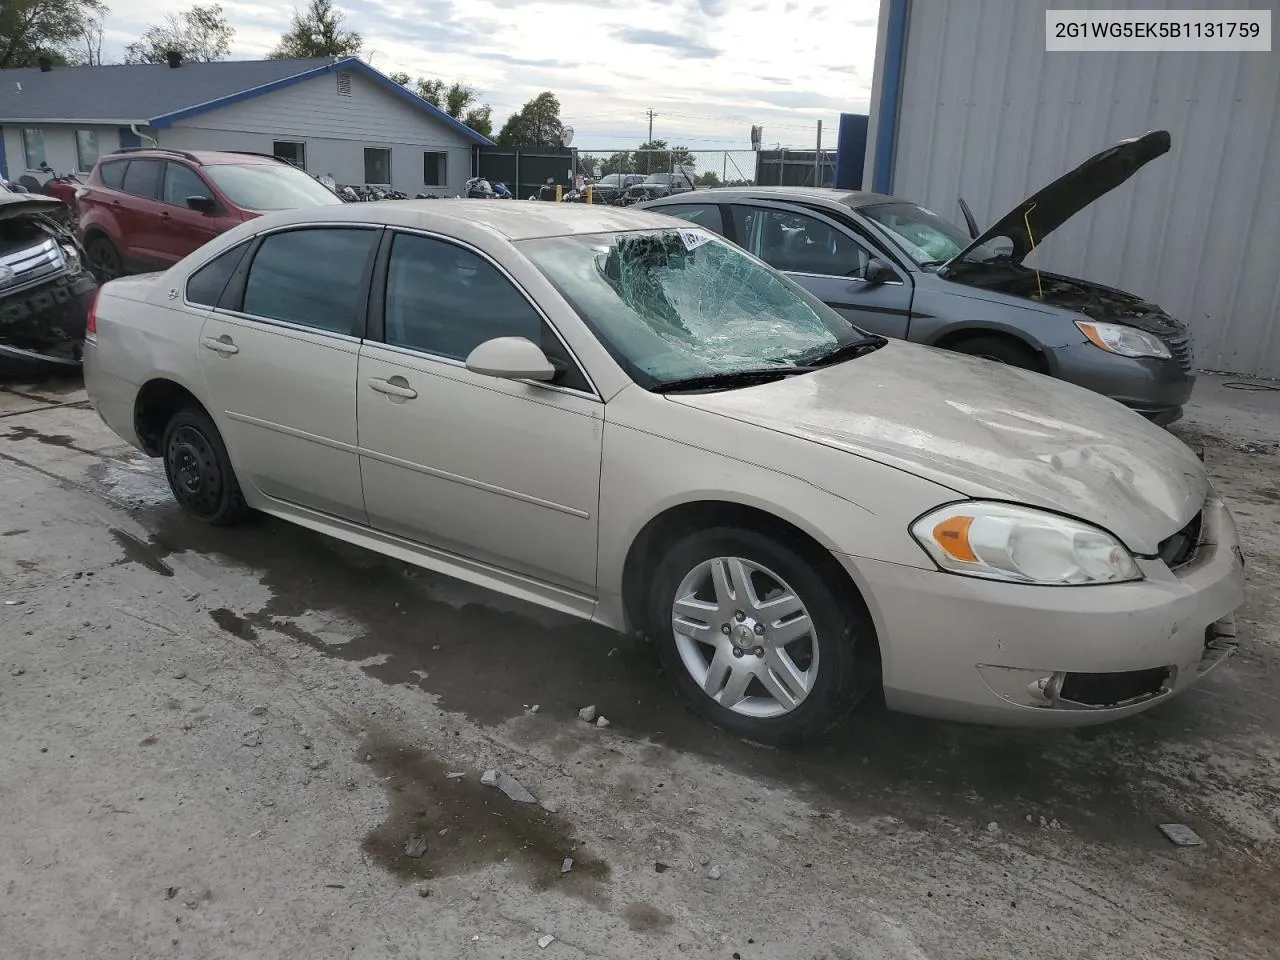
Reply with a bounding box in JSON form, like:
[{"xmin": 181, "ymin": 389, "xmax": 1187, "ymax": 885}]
[
  {"xmin": 645, "ymin": 185, "xmax": 901, "ymax": 209},
  {"xmin": 251, "ymin": 199, "xmax": 693, "ymax": 241},
  {"xmin": 101, "ymin": 149, "xmax": 279, "ymax": 167}
]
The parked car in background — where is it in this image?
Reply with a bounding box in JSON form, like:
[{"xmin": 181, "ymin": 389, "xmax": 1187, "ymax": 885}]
[
  {"xmin": 638, "ymin": 131, "xmax": 1194, "ymax": 424},
  {"xmin": 84, "ymin": 201, "xmax": 1242, "ymax": 743},
  {"xmin": 76, "ymin": 148, "xmax": 344, "ymax": 281},
  {"xmin": 0, "ymin": 192, "xmax": 96, "ymax": 378},
  {"xmin": 566, "ymin": 173, "xmax": 645, "ymax": 204},
  {"xmin": 620, "ymin": 171, "xmax": 695, "ymax": 205}
]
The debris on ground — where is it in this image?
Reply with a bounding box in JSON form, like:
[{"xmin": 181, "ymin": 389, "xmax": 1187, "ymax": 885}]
[
  {"xmin": 11, "ymin": 666, "xmax": 25, "ymax": 676},
  {"xmin": 173, "ymin": 670, "xmax": 187, "ymax": 680},
  {"xmin": 654, "ymin": 862, "xmax": 670, "ymax": 873},
  {"xmin": 479, "ymin": 769, "xmax": 536, "ymax": 804},
  {"xmin": 1236, "ymin": 440, "xmax": 1276, "ymax": 455},
  {"xmin": 403, "ymin": 835, "xmax": 428, "ymax": 858},
  {"xmin": 241, "ymin": 730, "xmax": 262, "ymax": 748},
  {"xmin": 529, "ymin": 704, "xmax": 540, "ymax": 713},
  {"xmin": 538, "ymin": 934, "xmax": 556, "ymax": 949},
  {"xmin": 540, "ymin": 799, "xmax": 560, "ymax": 814},
  {"xmin": 708, "ymin": 864, "xmax": 723, "ymax": 880},
  {"xmin": 607, "ymin": 647, "xmax": 620, "ymax": 658},
  {"xmin": 986, "ymin": 821, "xmax": 1000, "ymax": 836},
  {"xmin": 577, "ymin": 705, "xmax": 597, "ymax": 723},
  {"xmin": 596, "ymin": 716, "xmax": 610, "ymax": 728},
  {"xmin": 415, "ymin": 883, "xmax": 431, "ymax": 897},
  {"xmin": 249, "ymin": 705, "xmax": 267, "ymax": 716},
  {"xmin": 561, "ymin": 857, "xmax": 573, "ymax": 874},
  {"xmin": 445, "ymin": 771, "xmax": 466, "ymax": 779},
  {"xmin": 324, "ymin": 883, "xmax": 345, "ymax": 889},
  {"xmin": 1158, "ymin": 823, "xmax": 1204, "ymax": 846},
  {"xmin": 165, "ymin": 886, "xmax": 179, "ymax": 900}
]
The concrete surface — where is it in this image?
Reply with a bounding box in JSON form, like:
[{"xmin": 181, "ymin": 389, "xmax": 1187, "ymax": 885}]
[{"xmin": 1, "ymin": 373, "xmax": 1278, "ymax": 960}]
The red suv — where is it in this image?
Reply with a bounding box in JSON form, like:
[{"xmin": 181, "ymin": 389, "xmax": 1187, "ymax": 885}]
[{"xmin": 77, "ymin": 148, "xmax": 343, "ymax": 281}]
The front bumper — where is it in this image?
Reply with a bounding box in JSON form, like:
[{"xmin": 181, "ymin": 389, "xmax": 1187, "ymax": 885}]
[
  {"xmin": 0, "ymin": 270, "xmax": 96, "ymax": 378},
  {"xmin": 1047, "ymin": 341, "xmax": 1194, "ymax": 424},
  {"xmin": 837, "ymin": 494, "xmax": 1245, "ymax": 727}
]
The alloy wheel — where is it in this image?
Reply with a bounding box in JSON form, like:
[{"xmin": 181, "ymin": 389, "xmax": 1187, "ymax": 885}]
[{"xmin": 670, "ymin": 556, "xmax": 819, "ymax": 719}]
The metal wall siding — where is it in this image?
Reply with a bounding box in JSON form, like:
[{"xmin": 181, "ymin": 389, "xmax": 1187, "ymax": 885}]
[{"xmin": 890, "ymin": 0, "xmax": 1280, "ymax": 377}]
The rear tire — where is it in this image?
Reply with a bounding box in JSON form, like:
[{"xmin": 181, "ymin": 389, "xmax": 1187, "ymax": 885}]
[
  {"xmin": 86, "ymin": 236, "xmax": 123, "ymax": 283},
  {"xmin": 647, "ymin": 527, "xmax": 876, "ymax": 746},
  {"xmin": 949, "ymin": 334, "xmax": 1040, "ymax": 370},
  {"xmin": 161, "ymin": 407, "xmax": 249, "ymax": 526}
]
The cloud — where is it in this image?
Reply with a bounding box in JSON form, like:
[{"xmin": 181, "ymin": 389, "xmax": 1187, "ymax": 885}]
[
  {"xmin": 100, "ymin": 0, "xmax": 879, "ymax": 150},
  {"xmin": 610, "ymin": 27, "xmax": 719, "ymax": 59}
]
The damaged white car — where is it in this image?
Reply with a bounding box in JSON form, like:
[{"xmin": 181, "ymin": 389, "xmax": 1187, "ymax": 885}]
[{"xmin": 83, "ymin": 202, "xmax": 1244, "ymax": 742}]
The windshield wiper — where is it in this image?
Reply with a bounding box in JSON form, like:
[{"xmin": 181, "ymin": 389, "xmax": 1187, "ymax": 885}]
[
  {"xmin": 652, "ymin": 366, "xmax": 816, "ymax": 394},
  {"xmin": 803, "ymin": 335, "xmax": 888, "ymax": 368}
]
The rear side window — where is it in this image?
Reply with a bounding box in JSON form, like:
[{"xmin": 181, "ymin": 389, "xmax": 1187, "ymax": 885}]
[
  {"xmin": 121, "ymin": 159, "xmax": 162, "ymax": 200},
  {"xmin": 186, "ymin": 243, "xmax": 249, "ymax": 307},
  {"xmin": 657, "ymin": 203, "xmax": 725, "ymax": 235},
  {"xmin": 242, "ymin": 228, "xmax": 379, "ymax": 336},
  {"xmin": 98, "ymin": 159, "xmax": 127, "ymax": 190}
]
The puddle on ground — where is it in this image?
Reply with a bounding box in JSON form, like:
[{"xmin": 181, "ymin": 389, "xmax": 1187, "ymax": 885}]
[
  {"xmin": 109, "ymin": 528, "xmax": 174, "ymax": 577},
  {"xmin": 88, "ymin": 458, "xmax": 175, "ymax": 508},
  {"xmin": 2, "ymin": 529, "xmax": 28, "ymax": 537},
  {"xmin": 359, "ymin": 730, "xmax": 609, "ymax": 898},
  {"xmin": 106, "ymin": 501, "xmax": 1279, "ymax": 850},
  {"xmin": 1, "ymin": 423, "xmax": 95, "ymax": 455}
]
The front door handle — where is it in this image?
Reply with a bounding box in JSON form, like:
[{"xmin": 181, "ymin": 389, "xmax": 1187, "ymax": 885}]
[
  {"xmin": 368, "ymin": 376, "xmax": 418, "ymax": 400},
  {"xmin": 200, "ymin": 335, "xmax": 238, "ymax": 355}
]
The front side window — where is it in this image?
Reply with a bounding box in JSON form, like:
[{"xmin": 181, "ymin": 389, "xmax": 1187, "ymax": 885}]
[
  {"xmin": 121, "ymin": 158, "xmax": 163, "ymax": 199},
  {"xmin": 423, "ymin": 151, "xmax": 447, "ymax": 187},
  {"xmin": 75, "ymin": 130, "xmax": 99, "ymax": 173},
  {"xmin": 740, "ymin": 207, "xmax": 867, "ymax": 277},
  {"xmin": 202, "ymin": 163, "xmax": 341, "ymax": 211},
  {"xmin": 162, "ymin": 162, "xmax": 210, "ymax": 206},
  {"xmin": 272, "ymin": 141, "xmax": 306, "ymax": 169},
  {"xmin": 21, "ymin": 129, "xmax": 45, "ymax": 170},
  {"xmin": 364, "ymin": 148, "xmax": 391, "ymax": 184},
  {"xmin": 858, "ymin": 200, "xmax": 1000, "ymax": 266},
  {"xmin": 242, "ymin": 228, "xmax": 379, "ymax": 335},
  {"xmin": 98, "ymin": 160, "xmax": 127, "ymax": 190},
  {"xmin": 186, "ymin": 242, "xmax": 249, "ymax": 306},
  {"xmin": 521, "ymin": 229, "xmax": 860, "ymax": 388}
]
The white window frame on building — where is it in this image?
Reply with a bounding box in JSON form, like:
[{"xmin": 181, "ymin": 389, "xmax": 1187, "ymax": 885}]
[
  {"xmin": 272, "ymin": 140, "xmax": 307, "ymax": 170},
  {"xmin": 364, "ymin": 147, "xmax": 391, "ymax": 185},
  {"xmin": 21, "ymin": 129, "xmax": 45, "ymax": 170},
  {"xmin": 423, "ymin": 151, "xmax": 447, "ymax": 188},
  {"xmin": 75, "ymin": 129, "xmax": 100, "ymax": 173}
]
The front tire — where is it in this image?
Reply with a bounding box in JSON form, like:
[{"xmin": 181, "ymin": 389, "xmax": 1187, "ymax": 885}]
[
  {"xmin": 161, "ymin": 407, "xmax": 249, "ymax": 526},
  {"xmin": 949, "ymin": 334, "xmax": 1040, "ymax": 370},
  {"xmin": 86, "ymin": 235, "xmax": 123, "ymax": 283},
  {"xmin": 647, "ymin": 527, "xmax": 875, "ymax": 745}
]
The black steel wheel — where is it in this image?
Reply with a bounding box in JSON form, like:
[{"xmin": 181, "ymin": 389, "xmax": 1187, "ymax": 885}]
[
  {"xmin": 161, "ymin": 407, "xmax": 249, "ymax": 525},
  {"xmin": 86, "ymin": 236, "xmax": 123, "ymax": 283}
]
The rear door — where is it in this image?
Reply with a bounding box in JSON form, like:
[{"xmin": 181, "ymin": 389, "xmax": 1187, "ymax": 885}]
[
  {"xmin": 196, "ymin": 225, "xmax": 380, "ymax": 523},
  {"xmin": 157, "ymin": 161, "xmax": 226, "ymax": 264},
  {"xmin": 726, "ymin": 201, "xmax": 914, "ymax": 340},
  {"xmin": 116, "ymin": 158, "xmax": 166, "ymax": 270}
]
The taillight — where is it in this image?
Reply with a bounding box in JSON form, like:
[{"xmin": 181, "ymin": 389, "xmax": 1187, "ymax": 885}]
[{"xmin": 86, "ymin": 290, "xmax": 100, "ymax": 338}]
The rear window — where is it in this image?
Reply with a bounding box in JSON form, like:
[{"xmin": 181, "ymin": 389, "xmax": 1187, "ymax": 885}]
[
  {"xmin": 186, "ymin": 242, "xmax": 249, "ymax": 307},
  {"xmin": 203, "ymin": 163, "xmax": 342, "ymax": 211},
  {"xmin": 98, "ymin": 160, "xmax": 127, "ymax": 191}
]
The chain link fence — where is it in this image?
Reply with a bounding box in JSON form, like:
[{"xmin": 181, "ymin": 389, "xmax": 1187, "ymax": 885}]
[{"xmin": 570, "ymin": 148, "xmax": 838, "ymax": 188}]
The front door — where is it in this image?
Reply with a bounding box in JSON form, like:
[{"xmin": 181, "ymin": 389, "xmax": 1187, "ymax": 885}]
[
  {"xmin": 197, "ymin": 225, "xmax": 381, "ymax": 524},
  {"xmin": 728, "ymin": 202, "xmax": 914, "ymax": 340},
  {"xmin": 157, "ymin": 161, "xmax": 228, "ymax": 265},
  {"xmin": 356, "ymin": 230, "xmax": 603, "ymax": 593}
]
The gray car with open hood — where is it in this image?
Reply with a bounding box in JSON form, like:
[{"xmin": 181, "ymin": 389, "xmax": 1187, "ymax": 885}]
[{"xmin": 638, "ymin": 131, "xmax": 1192, "ymax": 424}]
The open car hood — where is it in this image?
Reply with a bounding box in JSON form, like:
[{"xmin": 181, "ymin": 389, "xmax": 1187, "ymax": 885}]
[
  {"xmin": 943, "ymin": 130, "xmax": 1171, "ymax": 269},
  {"xmin": 0, "ymin": 193, "xmax": 67, "ymax": 221}
]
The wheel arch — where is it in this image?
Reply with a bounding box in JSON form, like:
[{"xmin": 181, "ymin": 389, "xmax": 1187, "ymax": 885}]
[
  {"xmin": 133, "ymin": 376, "xmax": 210, "ymax": 456},
  {"xmin": 927, "ymin": 322, "xmax": 1052, "ymax": 374}
]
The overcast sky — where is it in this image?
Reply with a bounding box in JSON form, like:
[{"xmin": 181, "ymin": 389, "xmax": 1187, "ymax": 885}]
[{"xmin": 97, "ymin": 0, "xmax": 881, "ymax": 154}]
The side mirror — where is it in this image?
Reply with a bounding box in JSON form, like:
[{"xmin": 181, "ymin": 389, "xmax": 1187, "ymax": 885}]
[
  {"xmin": 186, "ymin": 195, "xmax": 215, "ymax": 214},
  {"xmin": 465, "ymin": 337, "xmax": 556, "ymax": 382},
  {"xmin": 864, "ymin": 258, "xmax": 896, "ymax": 286}
]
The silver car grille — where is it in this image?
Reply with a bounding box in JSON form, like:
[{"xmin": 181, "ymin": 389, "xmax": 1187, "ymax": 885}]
[
  {"xmin": 1166, "ymin": 332, "xmax": 1194, "ymax": 373},
  {"xmin": 0, "ymin": 237, "xmax": 63, "ymax": 293}
]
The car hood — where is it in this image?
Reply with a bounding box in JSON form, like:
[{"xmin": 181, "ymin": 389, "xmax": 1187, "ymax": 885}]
[
  {"xmin": 944, "ymin": 130, "xmax": 1171, "ymax": 268},
  {"xmin": 0, "ymin": 193, "xmax": 66, "ymax": 221},
  {"xmin": 667, "ymin": 342, "xmax": 1206, "ymax": 554}
]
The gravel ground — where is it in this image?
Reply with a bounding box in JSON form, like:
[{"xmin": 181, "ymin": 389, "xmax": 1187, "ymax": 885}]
[{"xmin": 1, "ymin": 373, "xmax": 1277, "ymax": 960}]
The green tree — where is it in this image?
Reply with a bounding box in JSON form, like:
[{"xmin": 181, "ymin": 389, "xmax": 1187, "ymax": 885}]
[
  {"xmin": 495, "ymin": 92, "xmax": 565, "ymax": 148},
  {"xmin": 387, "ymin": 69, "xmax": 410, "ymax": 86},
  {"xmin": 0, "ymin": 0, "xmax": 107, "ymax": 69},
  {"xmin": 635, "ymin": 139, "xmax": 696, "ymax": 175},
  {"xmin": 600, "ymin": 151, "xmax": 636, "ymax": 176},
  {"xmin": 392, "ymin": 75, "xmax": 493, "ymax": 138},
  {"xmin": 124, "ymin": 3, "xmax": 234, "ymax": 64},
  {"xmin": 268, "ymin": 0, "xmax": 361, "ymax": 59}
]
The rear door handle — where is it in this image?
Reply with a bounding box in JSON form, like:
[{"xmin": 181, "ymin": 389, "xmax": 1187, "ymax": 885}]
[
  {"xmin": 201, "ymin": 335, "xmax": 238, "ymax": 355},
  {"xmin": 368, "ymin": 376, "xmax": 418, "ymax": 399}
]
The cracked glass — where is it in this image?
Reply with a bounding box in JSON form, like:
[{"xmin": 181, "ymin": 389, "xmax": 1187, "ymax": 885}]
[{"xmin": 521, "ymin": 229, "xmax": 862, "ymax": 388}]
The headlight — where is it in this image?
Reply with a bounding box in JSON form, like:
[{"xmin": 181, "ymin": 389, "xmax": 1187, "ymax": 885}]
[
  {"xmin": 1075, "ymin": 320, "xmax": 1171, "ymax": 359},
  {"xmin": 911, "ymin": 502, "xmax": 1142, "ymax": 585},
  {"xmin": 58, "ymin": 242, "xmax": 82, "ymax": 275}
]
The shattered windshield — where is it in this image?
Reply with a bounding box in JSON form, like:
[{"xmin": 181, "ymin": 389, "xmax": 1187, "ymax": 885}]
[
  {"xmin": 521, "ymin": 229, "xmax": 862, "ymax": 388},
  {"xmin": 859, "ymin": 201, "xmax": 1003, "ymax": 266}
]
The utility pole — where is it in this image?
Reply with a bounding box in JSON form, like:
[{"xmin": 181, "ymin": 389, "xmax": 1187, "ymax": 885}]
[
  {"xmin": 814, "ymin": 119, "xmax": 823, "ymax": 186},
  {"xmin": 646, "ymin": 109, "xmax": 657, "ymax": 143}
]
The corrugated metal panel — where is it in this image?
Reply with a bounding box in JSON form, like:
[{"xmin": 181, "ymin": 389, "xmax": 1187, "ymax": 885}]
[{"xmin": 889, "ymin": 0, "xmax": 1280, "ymax": 377}]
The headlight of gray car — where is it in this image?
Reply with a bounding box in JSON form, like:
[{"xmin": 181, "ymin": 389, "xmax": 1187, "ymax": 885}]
[
  {"xmin": 911, "ymin": 502, "xmax": 1142, "ymax": 585},
  {"xmin": 1075, "ymin": 319, "xmax": 1171, "ymax": 360}
]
